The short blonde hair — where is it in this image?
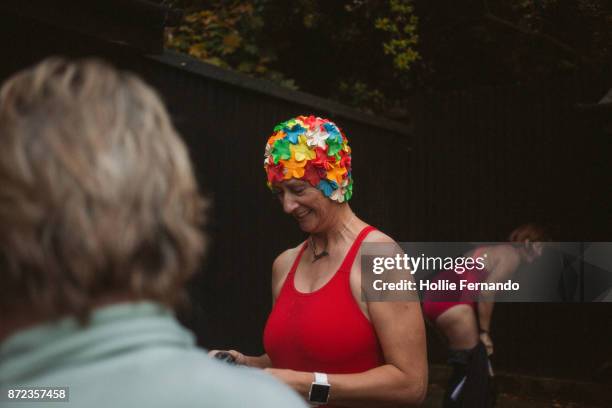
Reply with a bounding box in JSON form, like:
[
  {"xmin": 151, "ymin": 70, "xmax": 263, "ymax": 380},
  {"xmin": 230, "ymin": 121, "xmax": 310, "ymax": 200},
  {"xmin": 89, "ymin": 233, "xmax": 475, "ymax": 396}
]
[{"xmin": 0, "ymin": 58, "xmax": 206, "ymax": 321}]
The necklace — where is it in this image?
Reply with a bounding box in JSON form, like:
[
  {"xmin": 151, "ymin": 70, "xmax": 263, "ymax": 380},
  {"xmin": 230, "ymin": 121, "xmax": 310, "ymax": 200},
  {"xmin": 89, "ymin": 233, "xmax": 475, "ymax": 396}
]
[{"xmin": 309, "ymin": 236, "xmax": 329, "ymax": 262}]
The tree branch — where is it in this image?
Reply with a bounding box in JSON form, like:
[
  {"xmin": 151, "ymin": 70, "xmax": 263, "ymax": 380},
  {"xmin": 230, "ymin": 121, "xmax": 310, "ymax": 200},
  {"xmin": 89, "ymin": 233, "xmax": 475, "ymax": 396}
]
[{"xmin": 483, "ymin": 12, "xmax": 594, "ymax": 65}]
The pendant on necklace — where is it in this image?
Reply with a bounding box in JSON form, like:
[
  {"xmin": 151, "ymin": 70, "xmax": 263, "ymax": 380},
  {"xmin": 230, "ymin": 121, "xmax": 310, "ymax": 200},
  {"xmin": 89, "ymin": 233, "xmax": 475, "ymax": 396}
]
[
  {"xmin": 310, "ymin": 236, "xmax": 329, "ymax": 263},
  {"xmin": 312, "ymin": 250, "xmax": 329, "ymax": 263}
]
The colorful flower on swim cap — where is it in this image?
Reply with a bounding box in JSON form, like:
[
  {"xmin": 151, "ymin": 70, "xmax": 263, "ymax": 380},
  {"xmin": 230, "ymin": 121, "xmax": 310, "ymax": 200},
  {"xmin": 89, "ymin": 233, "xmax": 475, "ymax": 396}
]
[{"xmin": 263, "ymin": 115, "xmax": 353, "ymax": 202}]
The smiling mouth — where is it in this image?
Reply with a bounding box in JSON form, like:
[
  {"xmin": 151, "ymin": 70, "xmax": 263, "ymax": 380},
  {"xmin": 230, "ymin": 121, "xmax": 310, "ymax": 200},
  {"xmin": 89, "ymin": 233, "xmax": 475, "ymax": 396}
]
[{"xmin": 294, "ymin": 209, "xmax": 312, "ymax": 220}]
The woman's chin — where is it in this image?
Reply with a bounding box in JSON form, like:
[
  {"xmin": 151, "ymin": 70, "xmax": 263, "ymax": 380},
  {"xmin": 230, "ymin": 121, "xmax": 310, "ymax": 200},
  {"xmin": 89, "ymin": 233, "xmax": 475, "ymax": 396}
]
[
  {"xmin": 297, "ymin": 221, "xmax": 314, "ymax": 233},
  {"xmin": 296, "ymin": 217, "xmax": 317, "ymax": 233}
]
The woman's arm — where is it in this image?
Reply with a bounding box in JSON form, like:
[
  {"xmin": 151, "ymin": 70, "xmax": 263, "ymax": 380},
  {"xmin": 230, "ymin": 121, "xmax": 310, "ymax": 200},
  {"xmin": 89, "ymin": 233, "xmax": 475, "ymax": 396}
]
[
  {"xmin": 338, "ymin": 299, "xmax": 428, "ymax": 407},
  {"xmin": 477, "ymin": 301, "xmax": 495, "ymax": 355},
  {"xmin": 477, "ymin": 301, "xmax": 494, "ymax": 333},
  {"xmin": 477, "ymin": 245, "xmax": 521, "ymax": 355}
]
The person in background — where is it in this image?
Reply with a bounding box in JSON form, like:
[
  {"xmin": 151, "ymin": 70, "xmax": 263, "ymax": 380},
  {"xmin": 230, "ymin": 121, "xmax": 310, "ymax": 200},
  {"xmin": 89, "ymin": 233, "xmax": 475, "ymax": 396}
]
[
  {"xmin": 422, "ymin": 223, "xmax": 550, "ymax": 407},
  {"xmin": 212, "ymin": 115, "xmax": 428, "ymax": 407},
  {"xmin": 0, "ymin": 58, "xmax": 306, "ymax": 408}
]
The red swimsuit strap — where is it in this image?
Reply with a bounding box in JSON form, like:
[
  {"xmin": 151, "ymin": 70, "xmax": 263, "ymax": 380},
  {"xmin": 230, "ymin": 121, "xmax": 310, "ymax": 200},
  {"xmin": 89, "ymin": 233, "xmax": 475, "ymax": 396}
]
[{"xmin": 287, "ymin": 241, "xmax": 309, "ymax": 279}]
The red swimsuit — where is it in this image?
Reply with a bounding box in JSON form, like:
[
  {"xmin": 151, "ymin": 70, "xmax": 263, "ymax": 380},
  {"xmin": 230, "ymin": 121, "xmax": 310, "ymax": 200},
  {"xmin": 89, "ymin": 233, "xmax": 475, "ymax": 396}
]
[
  {"xmin": 422, "ymin": 247, "xmax": 490, "ymax": 322},
  {"xmin": 263, "ymin": 226, "xmax": 385, "ymax": 374}
]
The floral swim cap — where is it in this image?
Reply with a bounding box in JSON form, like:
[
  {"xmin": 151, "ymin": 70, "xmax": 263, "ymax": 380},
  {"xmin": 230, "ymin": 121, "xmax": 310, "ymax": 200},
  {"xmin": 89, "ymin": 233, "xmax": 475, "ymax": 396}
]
[{"xmin": 264, "ymin": 115, "xmax": 353, "ymax": 202}]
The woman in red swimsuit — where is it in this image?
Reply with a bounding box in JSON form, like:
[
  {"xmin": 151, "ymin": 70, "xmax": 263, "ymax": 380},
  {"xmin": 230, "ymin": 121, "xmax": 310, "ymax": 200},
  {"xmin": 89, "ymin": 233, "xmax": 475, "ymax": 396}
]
[
  {"xmin": 213, "ymin": 115, "xmax": 427, "ymax": 407},
  {"xmin": 422, "ymin": 224, "xmax": 549, "ymax": 407}
]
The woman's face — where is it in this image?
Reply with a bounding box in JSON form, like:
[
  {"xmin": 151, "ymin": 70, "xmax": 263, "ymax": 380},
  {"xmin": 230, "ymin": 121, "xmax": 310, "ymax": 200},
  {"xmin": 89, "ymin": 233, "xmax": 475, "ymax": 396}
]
[
  {"xmin": 519, "ymin": 241, "xmax": 545, "ymax": 264},
  {"xmin": 272, "ymin": 179, "xmax": 333, "ymax": 233}
]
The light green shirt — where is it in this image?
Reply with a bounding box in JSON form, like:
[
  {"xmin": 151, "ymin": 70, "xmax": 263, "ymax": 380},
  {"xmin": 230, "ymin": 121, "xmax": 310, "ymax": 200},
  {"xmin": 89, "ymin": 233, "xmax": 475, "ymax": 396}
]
[{"xmin": 0, "ymin": 302, "xmax": 306, "ymax": 408}]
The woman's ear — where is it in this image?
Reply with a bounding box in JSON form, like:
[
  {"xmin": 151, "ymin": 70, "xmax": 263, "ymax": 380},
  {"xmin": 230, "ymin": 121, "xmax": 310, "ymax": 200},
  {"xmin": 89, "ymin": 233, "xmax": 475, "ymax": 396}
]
[{"xmin": 532, "ymin": 242, "xmax": 544, "ymax": 257}]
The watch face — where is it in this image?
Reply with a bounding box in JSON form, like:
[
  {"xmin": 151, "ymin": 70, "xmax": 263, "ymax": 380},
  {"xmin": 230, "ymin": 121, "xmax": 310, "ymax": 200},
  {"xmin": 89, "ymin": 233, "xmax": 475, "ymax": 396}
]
[{"xmin": 310, "ymin": 383, "xmax": 330, "ymax": 403}]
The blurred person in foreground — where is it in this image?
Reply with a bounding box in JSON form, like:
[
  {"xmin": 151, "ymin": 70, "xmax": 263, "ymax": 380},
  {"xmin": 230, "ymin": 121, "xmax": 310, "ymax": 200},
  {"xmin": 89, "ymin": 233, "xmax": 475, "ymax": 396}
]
[
  {"xmin": 422, "ymin": 224, "xmax": 550, "ymax": 408},
  {"xmin": 0, "ymin": 58, "xmax": 306, "ymax": 408},
  {"xmin": 212, "ymin": 116, "xmax": 428, "ymax": 407}
]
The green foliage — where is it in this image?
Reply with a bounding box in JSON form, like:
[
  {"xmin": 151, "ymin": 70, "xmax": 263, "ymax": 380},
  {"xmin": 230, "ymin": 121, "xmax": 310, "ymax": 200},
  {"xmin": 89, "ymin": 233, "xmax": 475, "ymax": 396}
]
[
  {"xmin": 256, "ymin": 0, "xmax": 420, "ymax": 115},
  {"xmin": 165, "ymin": 0, "xmax": 296, "ymax": 88},
  {"xmin": 162, "ymin": 0, "xmax": 611, "ymax": 119},
  {"xmin": 374, "ymin": 0, "xmax": 419, "ymax": 71},
  {"xmin": 164, "ymin": 0, "xmax": 420, "ymax": 114}
]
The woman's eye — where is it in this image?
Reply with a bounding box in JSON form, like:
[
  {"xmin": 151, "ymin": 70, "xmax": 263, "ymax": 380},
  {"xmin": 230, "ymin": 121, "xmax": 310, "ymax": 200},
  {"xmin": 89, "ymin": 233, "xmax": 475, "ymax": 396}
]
[{"xmin": 293, "ymin": 188, "xmax": 305, "ymax": 194}]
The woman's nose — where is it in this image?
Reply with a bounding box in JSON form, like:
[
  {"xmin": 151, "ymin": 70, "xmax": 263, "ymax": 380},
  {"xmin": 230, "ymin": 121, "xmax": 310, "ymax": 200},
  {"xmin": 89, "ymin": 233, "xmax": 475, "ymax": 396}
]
[{"xmin": 281, "ymin": 194, "xmax": 299, "ymax": 214}]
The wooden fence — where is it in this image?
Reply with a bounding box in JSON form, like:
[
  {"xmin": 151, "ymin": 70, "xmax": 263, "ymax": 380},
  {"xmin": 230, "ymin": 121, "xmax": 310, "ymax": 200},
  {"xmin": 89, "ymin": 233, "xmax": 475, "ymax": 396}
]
[{"xmin": 0, "ymin": 7, "xmax": 609, "ymax": 380}]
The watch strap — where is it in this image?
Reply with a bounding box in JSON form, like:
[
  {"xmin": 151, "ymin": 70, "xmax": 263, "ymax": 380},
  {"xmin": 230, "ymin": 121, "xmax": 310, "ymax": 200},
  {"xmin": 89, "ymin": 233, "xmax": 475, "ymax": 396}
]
[{"xmin": 314, "ymin": 372, "xmax": 329, "ymax": 385}]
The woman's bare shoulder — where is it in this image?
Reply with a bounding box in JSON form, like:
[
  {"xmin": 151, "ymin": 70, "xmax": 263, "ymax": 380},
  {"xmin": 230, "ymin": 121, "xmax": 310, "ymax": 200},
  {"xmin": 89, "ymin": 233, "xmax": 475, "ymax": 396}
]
[
  {"xmin": 272, "ymin": 243, "xmax": 304, "ymax": 278},
  {"xmin": 273, "ymin": 245, "xmax": 299, "ymax": 268},
  {"xmin": 360, "ymin": 228, "xmax": 402, "ymax": 258},
  {"xmin": 363, "ymin": 228, "xmax": 396, "ymax": 244},
  {"xmin": 490, "ymin": 243, "xmax": 520, "ymax": 260},
  {"xmin": 485, "ymin": 244, "xmax": 521, "ymax": 274}
]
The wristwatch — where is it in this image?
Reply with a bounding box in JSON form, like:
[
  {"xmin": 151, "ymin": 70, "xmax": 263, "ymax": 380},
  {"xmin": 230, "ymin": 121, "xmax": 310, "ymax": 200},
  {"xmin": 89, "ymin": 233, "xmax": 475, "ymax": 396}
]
[{"xmin": 308, "ymin": 372, "xmax": 330, "ymax": 405}]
